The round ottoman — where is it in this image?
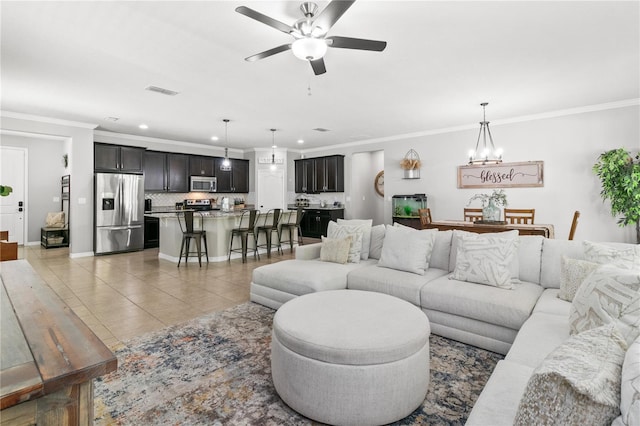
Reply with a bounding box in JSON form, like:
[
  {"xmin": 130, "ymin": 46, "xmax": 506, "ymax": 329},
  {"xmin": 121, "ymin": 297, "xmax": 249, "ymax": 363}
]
[{"xmin": 271, "ymin": 290, "xmax": 431, "ymax": 426}]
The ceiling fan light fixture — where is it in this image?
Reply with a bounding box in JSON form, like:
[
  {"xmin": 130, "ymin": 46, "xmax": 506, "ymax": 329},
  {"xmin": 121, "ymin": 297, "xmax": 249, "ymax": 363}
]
[{"xmin": 292, "ymin": 37, "xmax": 327, "ymax": 61}]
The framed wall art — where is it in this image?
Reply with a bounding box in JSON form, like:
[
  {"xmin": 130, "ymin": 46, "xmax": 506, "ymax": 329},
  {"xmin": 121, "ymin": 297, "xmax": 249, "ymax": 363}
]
[{"xmin": 457, "ymin": 161, "xmax": 544, "ymax": 189}]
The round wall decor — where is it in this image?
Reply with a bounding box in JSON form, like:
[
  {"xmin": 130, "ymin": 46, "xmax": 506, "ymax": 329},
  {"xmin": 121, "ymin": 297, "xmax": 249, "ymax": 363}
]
[{"xmin": 374, "ymin": 170, "xmax": 384, "ymax": 196}]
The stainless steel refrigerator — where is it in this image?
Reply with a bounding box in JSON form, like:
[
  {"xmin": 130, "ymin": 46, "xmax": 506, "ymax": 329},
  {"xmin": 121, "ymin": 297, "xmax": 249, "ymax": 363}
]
[{"xmin": 94, "ymin": 173, "xmax": 144, "ymax": 255}]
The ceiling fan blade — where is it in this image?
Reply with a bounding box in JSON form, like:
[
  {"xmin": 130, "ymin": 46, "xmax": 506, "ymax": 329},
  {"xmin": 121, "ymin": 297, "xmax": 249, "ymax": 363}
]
[
  {"xmin": 326, "ymin": 36, "xmax": 387, "ymax": 51},
  {"xmin": 245, "ymin": 44, "xmax": 292, "ymax": 62},
  {"xmin": 310, "ymin": 58, "xmax": 327, "ymax": 75},
  {"xmin": 235, "ymin": 6, "xmax": 295, "ymax": 35},
  {"xmin": 312, "ymin": 1, "xmax": 355, "ymax": 33}
]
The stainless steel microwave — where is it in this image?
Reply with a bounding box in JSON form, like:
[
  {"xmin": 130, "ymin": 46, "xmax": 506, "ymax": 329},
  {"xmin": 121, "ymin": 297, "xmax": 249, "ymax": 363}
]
[{"xmin": 190, "ymin": 176, "xmax": 217, "ymax": 192}]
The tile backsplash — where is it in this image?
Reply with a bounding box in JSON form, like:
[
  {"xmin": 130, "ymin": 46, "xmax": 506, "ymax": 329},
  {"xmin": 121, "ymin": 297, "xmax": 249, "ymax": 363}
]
[{"xmin": 145, "ymin": 192, "xmax": 248, "ymax": 208}]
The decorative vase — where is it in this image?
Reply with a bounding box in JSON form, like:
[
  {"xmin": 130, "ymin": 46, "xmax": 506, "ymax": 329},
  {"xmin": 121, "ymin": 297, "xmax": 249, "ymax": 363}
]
[{"xmin": 482, "ymin": 199, "xmax": 501, "ymax": 222}]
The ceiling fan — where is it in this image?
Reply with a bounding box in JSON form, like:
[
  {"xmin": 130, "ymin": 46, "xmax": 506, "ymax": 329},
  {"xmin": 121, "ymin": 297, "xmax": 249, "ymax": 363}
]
[{"xmin": 235, "ymin": 1, "xmax": 387, "ymax": 75}]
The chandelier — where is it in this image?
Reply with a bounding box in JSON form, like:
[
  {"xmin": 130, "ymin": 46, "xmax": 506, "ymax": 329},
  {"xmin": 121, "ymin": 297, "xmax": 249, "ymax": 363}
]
[{"xmin": 468, "ymin": 102, "xmax": 503, "ymax": 165}]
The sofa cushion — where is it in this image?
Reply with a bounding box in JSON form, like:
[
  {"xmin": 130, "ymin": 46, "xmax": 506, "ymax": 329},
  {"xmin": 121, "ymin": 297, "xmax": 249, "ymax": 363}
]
[
  {"xmin": 615, "ymin": 336, "xmax": 640, "ymax": 426},
  {"xmin": 378, "ymin": 225, "xmax": 436, "ymax": 275},
  {"xmin": 558, "ymin": 255, "xmax": 599, "ymax": 301},
  {"xmin": 540, "ymin": 239, "xmax": 584, "ymax": 289},
  {"xmin": 320, "ymin": 236, "xmax": 351, "ymax": 264},
  {"xmin": 505, "ymin": 312, "xmax": 570, "ymax": 368},
  {"xmin": 252, "ymin": 259, "xmax": 374, "ymax": 296},
  {"xmin": 514, "ymin": 324, "xmax": 626, "ymax": 426},
  {"xmin": 368, "ymin": 224, "xmax": 385, "ymax": 260},
  {"xmin": 450, "ymin": 234, "xmax": 519, "ymax": 289},
  {"xmin": 327, "ymin": 221, "xmax": 363, "ymax": 263},
  {"xmin": 584, "ymin": 241, "xmax": 640, "ymax": 270},
  {"xmin": 448, "ymin": 230, "xmax": 519, "ymax": 277},
  {"xmin": 337, "ymin": 218, "xmax": 373, "ymax": 260},
  {"xmin": 532, "ymin": 289, "xmax": 572, "ymax": 317},
  {"xmin": 348, "ymin": 265, "xmax": 449, "ymax": 306},
  {"xmin": 430, "ymin": 230, "xmax": 453, "ymax": 271},
  {"xmin": 516, "ymin": 236, "xmax": 543, "ymax": 284},
  {"xmin": 421, "ymin": 275, "xmax": 543, "ymax": 330},
  {"xmin": 570, "ymin": 265, "xmax": 640, "ymax": 345}
]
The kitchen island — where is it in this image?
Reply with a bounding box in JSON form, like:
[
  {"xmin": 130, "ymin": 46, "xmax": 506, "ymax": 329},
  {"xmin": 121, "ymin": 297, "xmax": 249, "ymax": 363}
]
[{"xmin": 148, "ymin": 209, "xmax": 298, "ymax": 263}]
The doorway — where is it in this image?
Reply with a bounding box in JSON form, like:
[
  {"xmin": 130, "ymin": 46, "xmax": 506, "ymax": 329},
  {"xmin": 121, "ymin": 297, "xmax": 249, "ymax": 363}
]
[
  {"xmin": 257, "ymin": 168, "xmax": 285, "ymax": 212},
  {"xmin": 351, "ymin": 150, "xmax": 384, "ymax": 224},
  {"xmin": 0, "ymin": 147, "xmax": 27, "ymax": 244}
]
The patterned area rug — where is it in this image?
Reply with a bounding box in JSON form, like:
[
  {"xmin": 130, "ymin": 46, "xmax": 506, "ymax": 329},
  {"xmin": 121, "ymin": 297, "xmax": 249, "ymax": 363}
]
[{"xmin": 94, "ymin": 302, "xmax": 503, "ymax": 425}]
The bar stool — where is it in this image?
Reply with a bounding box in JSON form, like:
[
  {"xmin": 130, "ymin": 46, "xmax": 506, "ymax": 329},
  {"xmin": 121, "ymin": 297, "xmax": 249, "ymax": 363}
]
[
  {"xmin": 279, "ymin": 208, "xmax": 304, "ymax": 253},
  {"xmin": 228, "ymin": 209, "xmax": 258, "ymax": 263},
  {"xmin": 177, "ymin": 211, "xmax": 208, "ymax": 267},
  {"xmin": 254, "ymin": 208, "xmax": 281, "ymax": 259}
]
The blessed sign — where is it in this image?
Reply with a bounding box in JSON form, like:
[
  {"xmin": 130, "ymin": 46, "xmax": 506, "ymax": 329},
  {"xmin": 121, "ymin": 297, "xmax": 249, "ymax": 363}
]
[{"xmin": 457, "ymin": 161, "xmax": 544, "ymax": 188}]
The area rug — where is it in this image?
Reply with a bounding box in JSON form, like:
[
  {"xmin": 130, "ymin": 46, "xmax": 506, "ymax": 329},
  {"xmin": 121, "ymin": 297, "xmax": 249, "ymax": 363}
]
[{"xmin": 94, "ymin": 302, "xmax": 503, "ymax": 425}]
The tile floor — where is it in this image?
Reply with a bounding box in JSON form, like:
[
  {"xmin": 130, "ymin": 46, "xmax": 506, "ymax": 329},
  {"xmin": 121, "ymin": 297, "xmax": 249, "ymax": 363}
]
[{"xmin": 17, "ymin": 244, "xmax": 296, "ymax": 350}]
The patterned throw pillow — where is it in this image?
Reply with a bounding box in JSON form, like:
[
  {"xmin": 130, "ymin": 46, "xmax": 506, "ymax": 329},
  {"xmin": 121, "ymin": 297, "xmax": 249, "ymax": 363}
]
[
  {"xmin": 337, "ymin": 219, "xmax": 373, "ymax": 260},
  {"xmin": 614, "ymin": 336, "xmax": 640, "ymax": 426},
  {"xmin": 558, "ymin": 256, "xmax": 599, "ymax": 302},
  {"xmin": 450, "ymin": 234, "xmax": 519, "ymax": 289},
  {"xmin": 583, "ymin": 241, "xmax": 640, "ymax": 270},
  {"xmin": 320, "ymin": 236, "xmax": 351, "ymax": 264},
  {"xmin": 570, "ymin": 265, "xmax": 640, "ymax": 345},
  {"xmin": 378, "ymin": 225, "xmax": 437, "ymax": 275},
  {"xmin": 514, "ymin": 324, "xmax": 626, "ymax": 426},
  {"xmin": 327, "ymin": 221, "xmax": 364, "ymax": 263}
]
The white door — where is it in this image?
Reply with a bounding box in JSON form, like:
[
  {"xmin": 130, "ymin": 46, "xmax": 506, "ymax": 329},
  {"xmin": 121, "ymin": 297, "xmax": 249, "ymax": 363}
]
[
  {"xmin": 0, "ymin": 147, "xmax": 26, "ymax": 244},
  {"xmin": 257, "ymin": 169, "xmax": 285, "ymax": 212}
]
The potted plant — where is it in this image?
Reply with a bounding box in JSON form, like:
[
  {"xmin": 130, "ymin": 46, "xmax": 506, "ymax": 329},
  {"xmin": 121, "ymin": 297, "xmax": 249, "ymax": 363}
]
[
  {"xmin": 593, "ymin": 148, "xmax": 640, "ymax": 243},
  {"xmin": 467, "ymin": 189, "xmax": 508, "ymax": 222},
  {"xmin": 0, "ymin": 185, "xmax": 12, "ymax": 197}
]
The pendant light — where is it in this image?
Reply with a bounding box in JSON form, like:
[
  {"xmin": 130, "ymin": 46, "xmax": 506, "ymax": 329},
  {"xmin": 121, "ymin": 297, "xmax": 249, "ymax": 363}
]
[
  {"xmin": 220, "ymin": 119, "xmax": 232, "ymax": 171},
  {"xmin": 468, "ymin": 102, "xmax": 503, "ymax": 165},
  {"xmin": 270, "ymin": 129, "xmax": 277, "ymax": 171}
]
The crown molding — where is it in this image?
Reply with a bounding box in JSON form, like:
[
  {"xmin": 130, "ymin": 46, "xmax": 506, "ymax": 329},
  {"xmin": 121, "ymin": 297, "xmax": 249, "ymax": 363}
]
[
  {"xmin": 94, "ymin": 130, "xmax": 244, "ymax": 154},
  {"xmin": 1, "ymin": 111, "xmax": 98, "ymax": 129}
]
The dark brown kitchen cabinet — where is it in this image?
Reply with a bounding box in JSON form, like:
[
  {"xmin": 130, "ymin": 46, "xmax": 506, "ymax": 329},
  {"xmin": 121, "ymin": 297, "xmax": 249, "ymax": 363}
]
[
  {"xmin": 295, "ymin": 155, "xmax": 344, "ymax": 193},
  {"xmin": 94, "ymin": 143, "xmax": 144, "ymax": 173},
  {"xmin": 189, "ymin": 155, "xmax": 216, "ymax": 176},
  {"xmin": 215, "ymin": 158, "xmax": 249, "ymax": 193},
  {"xmin": 299, "ymin": 208, "xmax": 344, "ymax": 238},
  {"xmin": 143, "ymin": 151, "xmax": 189, "ymax": 192}
]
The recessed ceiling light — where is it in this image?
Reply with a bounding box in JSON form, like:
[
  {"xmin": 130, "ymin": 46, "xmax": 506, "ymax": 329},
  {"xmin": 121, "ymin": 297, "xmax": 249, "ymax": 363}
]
[
  {"xmin": 211, "ymin": 136, "xmax": 219, "ymax": 141},
  {"xmin": 297, "ymin": 139, "xmax": 304, "ymax": 144},
  {"xmin": 139, "ymin": 124, "xmax": 148, "ymax": 129}
]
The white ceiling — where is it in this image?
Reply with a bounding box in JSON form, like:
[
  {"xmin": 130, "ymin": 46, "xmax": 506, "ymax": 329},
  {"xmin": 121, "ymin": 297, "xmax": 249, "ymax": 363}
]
[{"xmin": 1, "ymin": 1, "xmax": 638, "ymax": 150}]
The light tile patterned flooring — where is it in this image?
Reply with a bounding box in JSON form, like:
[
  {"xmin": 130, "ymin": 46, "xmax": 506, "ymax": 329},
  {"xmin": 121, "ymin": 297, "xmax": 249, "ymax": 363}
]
[{"xmin": 17, "ymin": 244, "xmax": 296, "ymax": 350}]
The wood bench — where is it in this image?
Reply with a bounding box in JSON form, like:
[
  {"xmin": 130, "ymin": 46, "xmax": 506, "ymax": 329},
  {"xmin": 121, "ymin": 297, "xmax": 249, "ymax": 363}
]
[
  {"xmin": 0, "ymin": 231, "xmax": 17, "ymax": 261},
  {"xmin": 1, "ymin": 260, "xmax": 117, "ymax": 425}
]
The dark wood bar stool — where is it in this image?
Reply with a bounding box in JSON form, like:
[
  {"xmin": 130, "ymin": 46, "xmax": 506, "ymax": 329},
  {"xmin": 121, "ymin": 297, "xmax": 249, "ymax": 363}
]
[
  {"xmin": 279, "ymin": 208, "xmax": 305, "ymax": 253},
  {"xmin": 228, "ymin": 209, "xmax": 258, "ymax": 263},
  {"xmin": 177, "ymin": 211, "xmax": 208, "ymax": 267},
  {"xmin": 254, "ymin": 208, "xmax": 281, "ymax": 259}
]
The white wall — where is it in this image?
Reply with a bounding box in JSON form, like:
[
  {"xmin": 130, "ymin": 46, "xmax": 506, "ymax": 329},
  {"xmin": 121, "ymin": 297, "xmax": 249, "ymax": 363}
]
[
  {"xmin": 350, "ymin": 150, "xmax": 384, "ymax": 224},
  {"xmin": 296, "ymin": 104, "xmax": 640, "ymax": 243}
]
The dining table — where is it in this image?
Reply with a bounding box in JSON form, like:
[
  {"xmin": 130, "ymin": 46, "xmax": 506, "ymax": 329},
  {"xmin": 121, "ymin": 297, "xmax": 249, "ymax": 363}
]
[{"xmin": 423, "ymin": 220, "xmax": 555, "ymax": 238}]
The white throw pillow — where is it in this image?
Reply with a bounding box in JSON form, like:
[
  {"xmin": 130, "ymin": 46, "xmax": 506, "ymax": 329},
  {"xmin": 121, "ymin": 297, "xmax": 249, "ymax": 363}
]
[
  {"xmin": 368, "ymin": 224, "xmax": 386, "ymax": 260},
  {"xmin": 378, "ymin": 225, "xmax": 437, "ymax": 275},
  {"xmin": 320, "ymin": 236, "xmax": 351, "ymax": 264},
  {"xmin": 450, "ymin": 234, "xmax": 520, "ymax": 289},
  {"xmin": 570, "ymin": 265, "xmax": 640, "ymax": 345},
  {"xmin": 558, "ymin": 256, "xmax": 599, "ymax": 302},
  {"xmin": 449, "ymin": 230, "xmax": 520, "ymax": 279},
  {"xmin": 326, "ymin": 221, "xmax": 363, "ymax": 263},
  {"xmin": 337, "ymin": 219, "xmax": 373, "ymax": 260},
  {"xmin": 583, "ymin": 241, "xmax": 640, "ymax": 270},
  {"xmin": 514, "ymin": 324, "xmax": 626, "ymax": 426},
  {"xmin": 616, "ymin": 336, "xmax": 640, "ymax": 426}
]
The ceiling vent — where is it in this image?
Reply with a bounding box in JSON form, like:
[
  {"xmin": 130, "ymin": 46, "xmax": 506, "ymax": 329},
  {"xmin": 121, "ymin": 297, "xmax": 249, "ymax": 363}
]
[
  {"xmin": 312, "ymin": 128, "xmax": 330, "ymax": 132},
  {"xmin": 145, "ymin": 85, "xmax": 179, "ymax": 96}
]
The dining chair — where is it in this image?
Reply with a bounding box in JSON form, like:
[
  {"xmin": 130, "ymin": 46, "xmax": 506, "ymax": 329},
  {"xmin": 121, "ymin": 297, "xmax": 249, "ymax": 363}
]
[
  {"xmin": 568, "ymin": 211, "xmax": 580, "ymax": 240},
  {"xmin": 177, "ymin": 211, "xmax": 208, "ymax": 267},
  {"xmin": 504, "ymin": 209, "xmax": 535, "ymax": 224},
  {"xmin": 418, "ymin": 208, "xmax": 432, "ymax": 228},
  {"xmin": 463, "ymin": 208, "xmax": 483, "ymax": 222},
  {"xmin": 228, "ymin": 209, "xmax": 258, "ymax": 263}
]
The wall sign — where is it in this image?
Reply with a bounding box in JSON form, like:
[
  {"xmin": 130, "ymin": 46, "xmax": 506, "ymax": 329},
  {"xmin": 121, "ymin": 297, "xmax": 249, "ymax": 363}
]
[
  {"xmin": 257, "ymin": 157, "xmax": 284, "ymax": 164},
  {"xmin": 457, "ymin": 161, "xmax": 544, "ymax": 188}
]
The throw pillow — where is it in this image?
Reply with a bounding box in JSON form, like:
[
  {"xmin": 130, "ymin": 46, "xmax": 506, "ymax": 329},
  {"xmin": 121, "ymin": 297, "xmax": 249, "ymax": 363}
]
[
  {"xmin": 368, "ymin": 224, "xmax": 386, "ymax": 260},
  {"xmin": 614, "ymin": 336, "xmax": 640, "ymax": 426},
  {"xmin": 448, "ymin": 229, "xmax": 520, "ymax": 279},
  {"xmin": 558, "ymin": 256, "xmax": 599, "ymax": 302},
  {"xmin": 320, "ymin": 236, "xmax": 351, "ymax": 264},
  {"xmin": 326, "ymin": 221, "xmax": 364, "ymax": 263},
  {"xmin": 337, "ymin": 219, "xmax": 373, "ymax": 260},
  {"xmin": 583, "ymin": 241, "xmax": 640, "ymax": 270},
  {"xmin": 514, "ymin": 324, "xmax": 626, "ymax": 426},
  {"xmin": 378, "ymin": 225, "xmax": 436, "ymax": 275},
  {"xmin": 450, "ymin": 234, "xmax": 520, "ymax": 289},
  {"xmin": 570, "ymin": 265, "xmax": 640, "ymax": 345},
  {"xmin": 45, "ymin": 211, "xmax": 66, "ymax": 228}
]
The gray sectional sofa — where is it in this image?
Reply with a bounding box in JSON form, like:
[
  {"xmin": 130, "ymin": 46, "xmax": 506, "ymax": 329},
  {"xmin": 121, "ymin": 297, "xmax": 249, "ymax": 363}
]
[{"xmin": 250, "ymin": 224, "xmax": 639, "ymax": 425}]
